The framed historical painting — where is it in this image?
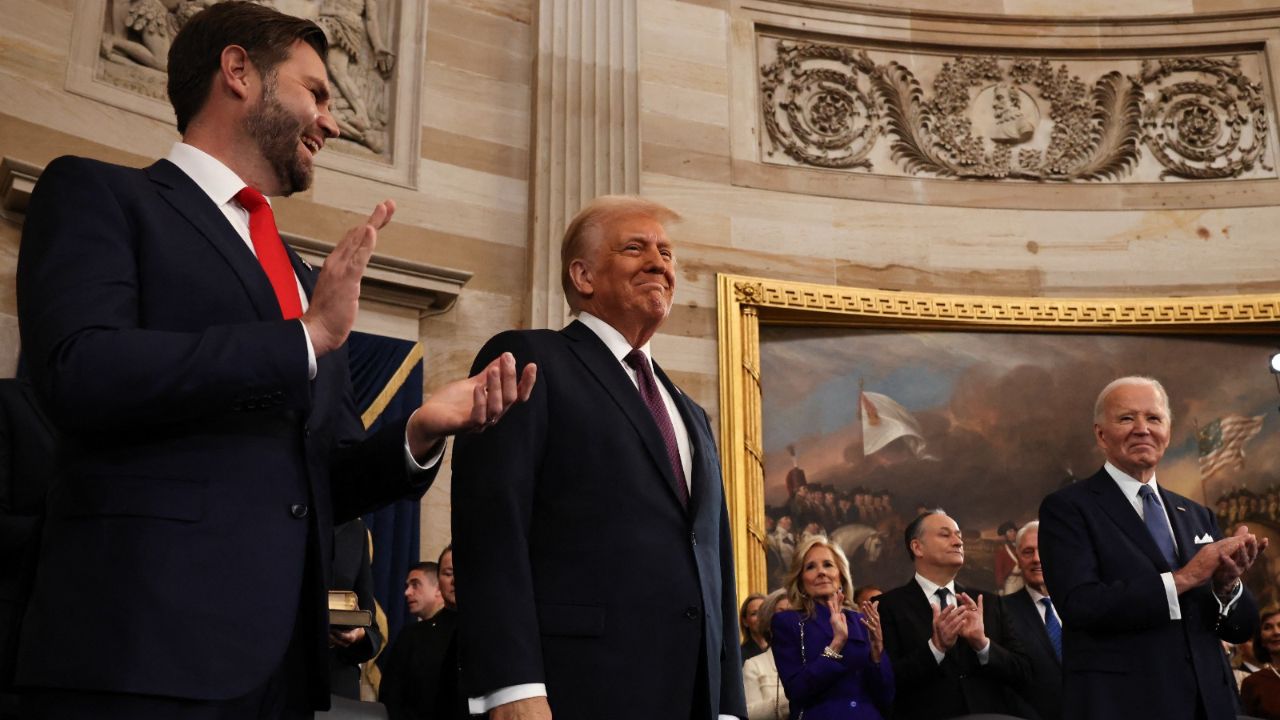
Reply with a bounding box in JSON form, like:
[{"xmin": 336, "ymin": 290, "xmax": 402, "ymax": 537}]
[{"xmin": 717, "ymin": 273, "xmax": 1280, "ymax": 608}]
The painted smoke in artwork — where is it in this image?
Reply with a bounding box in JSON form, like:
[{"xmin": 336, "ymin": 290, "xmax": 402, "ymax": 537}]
[{"xmin": 758, "ymin": 326, "xmax": 1280, "ymax": 605}]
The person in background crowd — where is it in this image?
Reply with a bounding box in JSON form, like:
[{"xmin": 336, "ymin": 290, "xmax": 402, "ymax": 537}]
[
  {"xmin": 403, "ymin": 562, "xmax": 442, "ymax": 622},
  {"xmin": 876, "ymin": 510, "xmax": 1031, "ymax": 720},
  {"xmin": 742, "ymin": 590, "xmax": 792, "ymax": 720},
  {"xmin": 853, "ymin": 585, "xmax": 882, "ymax": 606},
  {"xmin": 378, "ymin": 546, "xmax": 466, "ymax": 720},
  {"xmin": 771, "ymin": 537, "xmax": 893, "ymax": 719},
  {"xmin": 1002, "ymin": 521, "xmax": 1061, "ymax": 720},
  {"xmin": 1241, "ymin": 604, "xmax": 1280, "ymax": 719},
  {"xmin": 740, "ymin": 594, "xmax": 768, "ymax": 664}
]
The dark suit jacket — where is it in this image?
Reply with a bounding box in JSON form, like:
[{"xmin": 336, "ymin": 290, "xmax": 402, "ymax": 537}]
[
  {"xmin": 1002, "ymin": 588, "xmax": 1060, "ymax": 720},
  {"xmin": 877, "ymin": 577, "xmax": 1032, "ymax": 719},
  {"xmin": 0, "ymin": 379, "xmax": 57, "ymax": 718},
  {"xmin": 451, "ymin": 321, "xmax": 747, "ymax": 720},
  {"xmin": 14, "ymin": 156, "xmax": 434, "ymax": 705},
  {"xmin": 1039, "ymin": 467, "xmax": 1255, "ymax": 720}
]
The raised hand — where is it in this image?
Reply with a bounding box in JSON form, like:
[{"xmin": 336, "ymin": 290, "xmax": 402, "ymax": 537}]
[
  {"xmin": 860, "ymin": 599, "xmax": 884, "ymax": 663},
  {"xmin": 931, "ymin": 601, "xmax": 966, "ymax": 653},
  {"xmin": 302, "ymin": 200, "xmax": 395, "ymax": 357},
  {"xmin": 406, "ymin": 352, "xmax": 538, "ymax": 459},
  {"xmin": 1174, "ymin": 526, "xmax": 1261, "ymax": 595},
  {"xmin": 956, "ymin": 592, "xmax": 989, "ymax": 651},
  {"xmin": 827, "ymin": 590, "xmax": 849, "ymax": 655}
]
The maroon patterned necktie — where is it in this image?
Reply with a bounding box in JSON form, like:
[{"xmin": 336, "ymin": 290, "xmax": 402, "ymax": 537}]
[{"xmin": 623, "ymin": 349, "xmax": 688, "ymax": 507}]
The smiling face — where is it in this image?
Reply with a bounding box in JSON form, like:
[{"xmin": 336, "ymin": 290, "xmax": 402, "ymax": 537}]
[
  {"xmin": 1095, "ymin": 382, "xmax": 1171, "ymax": 482},
  {"xmin": 243, "ymin": 39, "xmax": 337, "ymax": 195},
  {"xmin": 800, "ymin": 545, "xmax": 843, "ymax": 602},
  {"xmin": 1016, "ymin": 527, "xmax": 1045, "ymax": 594},
  {"xmin": 573, "ymin": 212, "xmax": 675, "ymax": 343},
  {"xmin": 1262, "ymin": 612, "xmax": 1280, "ymax": 657}
]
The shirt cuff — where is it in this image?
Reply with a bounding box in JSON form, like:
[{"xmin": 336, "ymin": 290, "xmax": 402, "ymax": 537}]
[
  {"xmin": 1214, "ymin": 579, "xmax": 1244, "ymax": 615},
  {"xmin": 928, "ymin": 638, "xmax": 946, "ymax": 664},
  {"xmin": 1161, "ymin": 572, "xmax": 1182, "ymax": 620},
  {"xmin": 404, "ymin": 432, "xmax": 445, "ymax": 472},
  {"xmin": 469, "ymin": 684, "xmax": 547, "ymax": 714},
  {"xmin": 299, "ymin": 320, "xmax": 317, "ymax": 380},
  {"xmin": 976, "ymin": 639, "xmax": 991, "ymax": 665}
]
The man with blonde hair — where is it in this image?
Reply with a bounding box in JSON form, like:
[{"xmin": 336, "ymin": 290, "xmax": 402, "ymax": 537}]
[
  {"xmin": 453, "ymin": 196, "xmax": 746, "ymax": 720},
  {"xmin": 1040, "ymin": 375, "xmax": 1266, "ymax": 720}
]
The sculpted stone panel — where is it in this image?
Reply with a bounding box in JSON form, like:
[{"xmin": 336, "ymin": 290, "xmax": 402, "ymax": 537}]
[
  {"xmin": 71, "ymin": 0, "xmax": 424, "ymax": 187},
  {"xmin": 758, "ymin": 36, "xmax": 1274, "ymax": 183}
]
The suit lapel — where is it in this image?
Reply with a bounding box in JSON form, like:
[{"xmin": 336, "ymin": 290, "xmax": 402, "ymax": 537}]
[
  {"xmin": 145, "ymin": 160, "xmax": 283, "ymax": 321},
  {"xmin": 1159, "ymin": 486, "xmax": 1200, "ymax": 567},
  {"xmin": 1009, "ymin": 590, "xmax": 1059, "ymax": 666},
  {"xmin": 1086, "ymin": 469, "xmax": 1171, "ymax": 571},
  {"xmin": 563, "ymin": 321, "xmax": 686, "ymax": 511}
]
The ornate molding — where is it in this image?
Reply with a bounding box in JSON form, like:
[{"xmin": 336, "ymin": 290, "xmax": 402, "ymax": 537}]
[
  {"xmin": 66, "ymin": 0, "xmax": 425, "ymax": 188},
  {"xmin": 758, "ymin": 36, "xmax": 1274, "ymax": 184}
]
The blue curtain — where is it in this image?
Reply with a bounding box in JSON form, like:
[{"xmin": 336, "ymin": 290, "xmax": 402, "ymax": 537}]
[{"xmin": 347, "ymin": 330, "xmax": 424, "ymax": 645}]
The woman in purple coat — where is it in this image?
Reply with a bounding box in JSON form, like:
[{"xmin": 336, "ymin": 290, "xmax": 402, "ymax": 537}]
[{"xmin": 770, "ymin": 537, "xmax": 893, "ymax": 719}]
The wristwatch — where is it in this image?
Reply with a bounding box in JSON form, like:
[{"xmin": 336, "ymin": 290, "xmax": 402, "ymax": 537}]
[{"xmin": 822, "ymin": 645, "xmax": 843, "ymax": 660}]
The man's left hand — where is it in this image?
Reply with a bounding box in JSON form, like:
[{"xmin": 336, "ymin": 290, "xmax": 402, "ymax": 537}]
[
  {"xmin": 1212, "ymin": 525, "xmax": 1268, "ymax": 593},
  {"xmin": 406, "ymin": 352, "xmax": 537, "ymax": 459},
  {"xmin": 956, "ymin": 592, "xmax": 989, "ymax": 651}
]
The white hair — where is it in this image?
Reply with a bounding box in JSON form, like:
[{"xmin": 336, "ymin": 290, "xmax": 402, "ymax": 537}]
[
  {"xmin": 1015, "ymin": 520, "xmax": 1039, "ymax": 548},
  {"xmin": 1093, "ymin": 375, "xmax": 1172, "ymax": 424}
]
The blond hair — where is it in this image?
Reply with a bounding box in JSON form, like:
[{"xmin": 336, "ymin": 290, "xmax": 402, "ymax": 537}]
[{"xmin": 784, "ymin": 536, "xmax": 856, "ymax": 618}]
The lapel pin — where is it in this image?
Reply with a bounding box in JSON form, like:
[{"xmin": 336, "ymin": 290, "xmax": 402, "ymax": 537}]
[{"xmin": 1175, "ymin": 506, "xmax": 1186, "ymax": 512}]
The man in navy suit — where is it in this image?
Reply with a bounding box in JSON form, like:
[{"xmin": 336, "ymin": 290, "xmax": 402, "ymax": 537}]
[
  {"xmin": 14, "ymin": 3, "xmax": 532, "ymax": 717},
  {"xmin": 451, "ymin": 197, "xmax": 747, "ymax": 720},
  {"xmin": 1040, "ymin": 376, "xmax": 1266, "ymax": 720},
  {"xmin": 1002, "ymin": 521, "xmax": 1061, "ymax": 720}
]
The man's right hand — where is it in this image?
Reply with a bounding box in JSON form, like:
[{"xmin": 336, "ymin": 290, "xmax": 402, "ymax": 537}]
[
  {"xmin": 490, "ymin": 697, "xmax": 552, "ymax": 720},
  {"xmin": 931, "ymin": 602, "xmax": 966, "ymax": 652},
  {"xmin": 301, "ymin": 199, "xmax": 395, "ymax": 357}
]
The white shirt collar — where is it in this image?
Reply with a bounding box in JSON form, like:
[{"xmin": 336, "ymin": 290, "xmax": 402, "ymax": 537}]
[
  {"xmin": 575, "ymin": 312, "xmax": 653, "ymax": 366},
  {"xmin": 1025, "ymin": 585, "xmax": 1050, "ymax": 604},
  {"xmin": 914, "ymin": 572, "xmax": 955, "ymax": 602},
  {"xmin": 165, "ymin": 142, "xmax": 259, "ymax": 209},
  {"xmin": 1104, "ymin": 461, "xmax": 1161, "ymax": 501}
]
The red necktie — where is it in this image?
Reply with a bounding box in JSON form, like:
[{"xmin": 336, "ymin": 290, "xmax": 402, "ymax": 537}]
[
  {"xmin": 234, "ymin": 187, "xmax": 303, "ymax": 320},
  {"xmin": 623, "ymin": 349, "xmax": 689, "ymax": 507}
]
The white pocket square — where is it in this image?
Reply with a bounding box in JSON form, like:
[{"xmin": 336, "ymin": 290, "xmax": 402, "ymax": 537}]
[{"xmin": 1194, "ymin": 533, "xmax": 1214, "ymax": 544}]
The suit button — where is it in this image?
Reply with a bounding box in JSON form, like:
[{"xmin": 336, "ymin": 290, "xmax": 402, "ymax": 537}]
[
  {"xmin": 685, "ymin": 606, "xmax": 699, "ymax": 620},
  {"xmin": 290, "ymin": 503, "xmax": 309, "ymax": 519},
  {"xmin": 849, "ymin": 702, "xmax": 858, "ymax": 709}
]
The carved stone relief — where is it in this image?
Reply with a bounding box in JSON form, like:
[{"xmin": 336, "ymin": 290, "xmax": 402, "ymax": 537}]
[
  {"xmin": 71, "ymin": 0, "xmax": 423, "ymax": 186},
  {"xmin": 758, "ymin": 36, "xmax": 1275, "ymax": 183}
]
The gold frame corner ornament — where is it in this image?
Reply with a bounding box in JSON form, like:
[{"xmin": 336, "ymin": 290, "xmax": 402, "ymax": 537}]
[{"xmin": 716, "ymin": 273, "xmax": 1280, "ymax": 601}]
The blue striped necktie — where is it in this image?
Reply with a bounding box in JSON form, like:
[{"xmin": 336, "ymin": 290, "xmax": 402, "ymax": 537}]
[
  {"xmin": 1138, "ymin": 484, "xmax": 1179, "ymax": 569},
  {"xmin": 1041, "ymin": 597, "xmax": 1062, "ymax": 660}
]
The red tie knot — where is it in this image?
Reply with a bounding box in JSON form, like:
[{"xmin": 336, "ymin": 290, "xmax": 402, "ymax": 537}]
[{"xmin": 235, "ymin": 186, "xmax": 269, "ymax": 213}]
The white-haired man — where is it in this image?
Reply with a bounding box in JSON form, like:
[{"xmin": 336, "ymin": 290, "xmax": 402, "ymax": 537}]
[{"xmin": 1039, "ymin": 375, "xmax": 1266, "ymax": 720}]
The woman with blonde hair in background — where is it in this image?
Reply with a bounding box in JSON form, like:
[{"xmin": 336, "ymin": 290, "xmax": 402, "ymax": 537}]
[{"xmin": 770, "ymin": 537, "xmax": 893, "ymax": 719}]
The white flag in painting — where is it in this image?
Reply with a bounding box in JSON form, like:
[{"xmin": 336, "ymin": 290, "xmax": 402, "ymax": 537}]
[{"xmin": 860, "ymin": 391, "xmax": 930, "ymax": 458}]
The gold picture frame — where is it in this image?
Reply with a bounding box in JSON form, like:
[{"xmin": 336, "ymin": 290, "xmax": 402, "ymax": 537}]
[{"xmin": 716, "ymin": 273, "xmax": 1280, "ymax": 601}]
